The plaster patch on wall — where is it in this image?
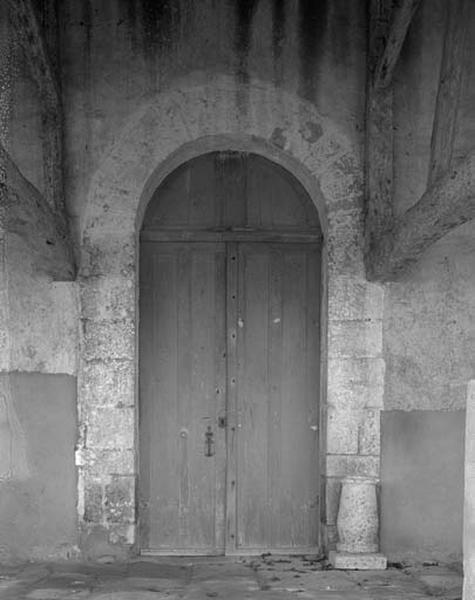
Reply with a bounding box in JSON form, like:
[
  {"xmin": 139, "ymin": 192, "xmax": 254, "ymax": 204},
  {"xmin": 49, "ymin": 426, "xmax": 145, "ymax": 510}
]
[
  {"xmin": 270, "ymin": 126, "xmax": 287, "ymax": 149},
  {"xmin": 301, "ymin": 120, "xmax": 323, "ymax": 144},
  {"xmin": 464, "ymin": 381, "xmax": 475, "ymax": 598},
  {"xmin": 0, "ymin": 376, "xmax": 29, "ymax": 481},
  {"xmin": 7, "ymin": 234, "xmax": 79, "ymax": 374}
]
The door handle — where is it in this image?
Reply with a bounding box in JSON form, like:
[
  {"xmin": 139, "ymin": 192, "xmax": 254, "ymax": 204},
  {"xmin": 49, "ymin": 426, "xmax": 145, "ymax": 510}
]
[{"xmin": 204, "ymin": 425, "xmax": 215, "ymax": 457}]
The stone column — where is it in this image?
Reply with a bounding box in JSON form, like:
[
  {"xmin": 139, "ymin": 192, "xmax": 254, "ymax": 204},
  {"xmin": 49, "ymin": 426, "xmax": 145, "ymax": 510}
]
[
  {"xmin": 324, "ymin": 208, "xmax": 387, "ymax": 564},
  {"xmin": 77, "ymin": 233, "xmax": 137, "ymax": 559},
  {"xmin": 329, "ymin": 476, "xmax": 387, "ymax": 569},
  {"xmin": 463, "ymin": 381, "xmax": 475, "ymax": 599}
]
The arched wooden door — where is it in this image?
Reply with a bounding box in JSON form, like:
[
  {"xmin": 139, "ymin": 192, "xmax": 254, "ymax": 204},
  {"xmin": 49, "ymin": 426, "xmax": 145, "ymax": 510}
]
[{"xmin": 139, "ymin": 152, "xmax": 322, "ymax": 555}]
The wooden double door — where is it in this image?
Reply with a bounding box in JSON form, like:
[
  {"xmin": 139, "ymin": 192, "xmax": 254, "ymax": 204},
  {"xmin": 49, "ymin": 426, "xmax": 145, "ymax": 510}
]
[{"xmin": 139, "ymin": 239, "xmax": 321, "ymax": 555}]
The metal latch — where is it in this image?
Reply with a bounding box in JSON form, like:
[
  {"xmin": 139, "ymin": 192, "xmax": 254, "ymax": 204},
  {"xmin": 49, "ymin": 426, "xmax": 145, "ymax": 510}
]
[{"xmin": 205, "ymin": 426, "xmax": 215, "ymax": 457}]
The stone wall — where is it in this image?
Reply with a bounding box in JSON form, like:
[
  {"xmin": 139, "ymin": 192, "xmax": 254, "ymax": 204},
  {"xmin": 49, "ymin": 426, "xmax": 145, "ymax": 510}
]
[
  {"xmin": 64, "ymin": 0, "xmax": 474, "ymax": 559},
  {"xmin": 0, "ymin": 6, "xmax": 79, "ymax": 561},
  {"xmin": 75, "ymin": 75, "xmax": 385, "ymax": 556},
  {"xmin": 388, "ymin": 0, "xmax": 475, "ymax": 412},
  {"xmin": 0, "ymin": 154, "xmax": 79, "ymax": 561},
  {"xmin": 0, "ymin": 0, "xmax": 473, "ymax": 562},
  {"xmin": 57, "ymin": 0, "xmax": 385, "ymax": 557},
  {"xmin": 379, "ymin": 0, "xmax": 475, "ymax": 561}
]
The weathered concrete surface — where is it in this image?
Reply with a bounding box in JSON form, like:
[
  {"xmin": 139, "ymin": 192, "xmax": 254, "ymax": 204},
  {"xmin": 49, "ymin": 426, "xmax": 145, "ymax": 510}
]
[
  {"xmin": 367, "ymin": 152, "xmax": 475, "ymax": 282},
  {"xmin": 393, "ymin": 0, "xmax": 475, "ymax": 215},
  {"xmin": 0, "ymin": 557, "xmax": 462, "ymax": 600},
  {"xmin": 0, "ymin": 373, "xmax": 78, "ymax": 562},
  {"xmin": 381, "ymin": 410, "xmax": 464, "ymax": 562},
  {"xmin": 2, "ymin": 144, "xmax": 75, "ymax": 281},
  {"xmin": 8, "ymin": 241, "xmax": 78, "ymax": 374},
  {"xmin": 383, "ymin": 221, "xmax": 475, "ymax": 411},
  {"xmin": 5, "ymin": 11, "xmax": 45, "ymax": 196},
  {"xmin": 365, "ymin": 1, "xmax": 474, "ymax": 283}
]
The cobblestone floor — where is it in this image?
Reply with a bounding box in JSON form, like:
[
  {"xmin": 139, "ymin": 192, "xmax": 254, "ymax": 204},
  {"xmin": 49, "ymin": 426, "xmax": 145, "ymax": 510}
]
[{"xmin": 0, "ymin": 555, "xmax": 463, "ymax": 600}]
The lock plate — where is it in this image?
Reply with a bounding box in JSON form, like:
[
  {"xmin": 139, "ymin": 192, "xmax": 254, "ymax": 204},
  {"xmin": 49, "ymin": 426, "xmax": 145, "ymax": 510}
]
[{"xmin": 204, "ymin": 425, "xmax": 215, "ymax": 457}]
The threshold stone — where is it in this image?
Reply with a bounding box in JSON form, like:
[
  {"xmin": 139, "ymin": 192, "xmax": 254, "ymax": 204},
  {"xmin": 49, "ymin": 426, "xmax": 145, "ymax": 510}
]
[{"xmin": 329, "ymin": 551, "xmax": 387, "ymax": 570}]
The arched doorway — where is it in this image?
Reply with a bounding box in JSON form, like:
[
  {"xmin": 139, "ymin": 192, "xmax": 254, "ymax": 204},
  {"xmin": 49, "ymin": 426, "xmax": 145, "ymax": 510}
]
[{"xmin": 139, "ymin": 151, "xmax": 322, "ymax": 555}]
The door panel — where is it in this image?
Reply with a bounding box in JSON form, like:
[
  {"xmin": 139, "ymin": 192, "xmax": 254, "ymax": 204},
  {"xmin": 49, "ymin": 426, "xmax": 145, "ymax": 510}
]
[
  {"xmin": 139, "ymin": 239, "xmax": 320, "ymax": 555},
  {"xmin": 232, "ymin": 243, "xmax": 321, "ymax": 553},
  {"xmin": 139, "ymin": 242, "xmax": 226, "ymax": 554}
]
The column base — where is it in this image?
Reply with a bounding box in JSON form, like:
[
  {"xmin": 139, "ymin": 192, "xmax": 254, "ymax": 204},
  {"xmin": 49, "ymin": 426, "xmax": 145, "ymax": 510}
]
[{"xmin": 329, "ymin": 550, "xmax": 387, "ymax": 570}]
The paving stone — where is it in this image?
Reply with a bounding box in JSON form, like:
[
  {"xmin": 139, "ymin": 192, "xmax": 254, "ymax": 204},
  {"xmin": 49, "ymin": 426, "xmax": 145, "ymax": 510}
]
[
  {"xmin": 0, "ymin": 558, "xmax": 458, "ymax": 600},
  {"xmin": 26, "ymin": 590, "xmax": 74, "ymax": 600},
  {"xmin": 128, "ymin": 559, "xmax": 192, "ymax": 580},
  {"xmin": 261, "ymin": 570, "xmax": 360, "ymax": 592},
  {"xmin": 125, "ymin": 576, "xmax": 184, "ymax": 591},
  {"xmin": 0, "ymin": 576, "xmax": 21, "ymax": 590},
  {"xmin": 418, "ymin": 572, "xmax": 463, "ymax": 588},
  {"xmin": 91, "ymin": 594, "xmax": 180, "ymax": 600},
  {"xmin": 184, "ymin": 579, "xmax": 260, "ymax": 597},
  {"xmin": 190, "ymin": 561, "xmax": 255, "ymax": 581},
  {"xmin": 19, "ymin": 564, "xmax": 51, "ymax": 581}
]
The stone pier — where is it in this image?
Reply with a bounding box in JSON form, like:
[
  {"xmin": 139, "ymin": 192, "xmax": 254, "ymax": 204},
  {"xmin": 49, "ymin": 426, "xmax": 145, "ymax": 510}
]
[{"xmin": 329, "ymin": 476, "xmax": 387, "ymax": 570}]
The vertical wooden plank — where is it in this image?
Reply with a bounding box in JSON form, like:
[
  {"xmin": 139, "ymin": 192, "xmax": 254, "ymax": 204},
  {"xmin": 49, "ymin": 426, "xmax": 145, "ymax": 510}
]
[
  {"xmin": 176, "ymin": 246, "xmax": 192, "ymax": 547},
  {"xmin": 139, "ymin": 242, "xmax": 226, "ymax": 553},
  {"xmin": 225, "ymin": 241, "xmax": 239, "ymax": 552},
  {"xmin": 212, "ymin": 247, "xmax": 228, "ymax": 552},
  {"xmin": 188, "ymin": 154, "xmax": 220, "ymax": 228},
  {"xmin": 267, "ymin": 247, "xmax": 284, "ymax": 547},
  {"xmin": 235, "ymin": 244, "xmax": 271, "ymax": 549},
  {"xmin": 234, "ymin": 243, "xmax": 320, "ymax": 553},
  {"xmin": 246, "ymin": 155, "xmax": 320, "ymax": 231},
  {"xmin": 279, "ymin": 245, "xmax": 320, "ymax": 547},
  {"xmin": 138, "ymin": 241, "xmax": 155, "ymax": 549},
  {"xmin": 140, "ymin": 244, "xmax": 180, "ymax": 548},
  {"xmin": 215, "ymin": 152, "xmax": 247, "ymax": 229}
]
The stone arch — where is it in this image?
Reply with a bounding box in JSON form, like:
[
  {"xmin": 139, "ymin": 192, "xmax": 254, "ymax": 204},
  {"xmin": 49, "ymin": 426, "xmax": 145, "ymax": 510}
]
[
  {"xmin": 81, "ymin": 74, "xmax": 362, "ymax": 246},
  {"xmin": 77, "ymin": 74, "xmax": 384, "ymax": 557}
]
